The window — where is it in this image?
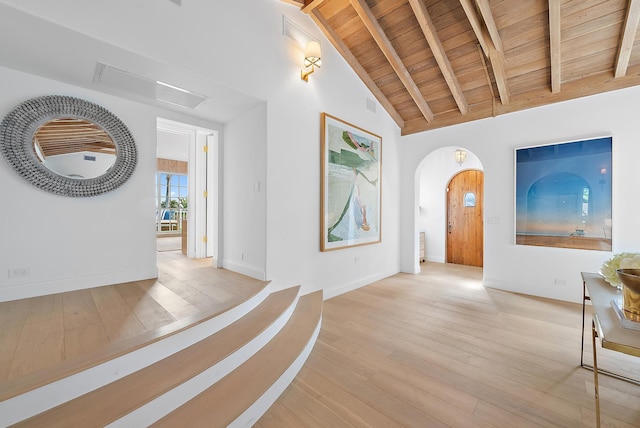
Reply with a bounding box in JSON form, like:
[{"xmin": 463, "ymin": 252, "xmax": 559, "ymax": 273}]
[
  {"xmin": 464, "ymin": 192, "xmax": 476, "ymax": 207},
  {"xmin": 156, "ymin": 173, "xmax": 188, "ymax": 232}
]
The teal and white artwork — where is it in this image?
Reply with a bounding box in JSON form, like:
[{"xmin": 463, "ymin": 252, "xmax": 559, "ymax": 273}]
[{"xmin": 321, "ymin": 113, "xmax": 381, "ymax": 251}]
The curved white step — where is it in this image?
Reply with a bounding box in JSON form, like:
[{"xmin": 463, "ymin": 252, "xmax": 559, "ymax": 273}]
[
  {"xmin": 151, "ymin": 290, "xmax": 324, "ymax": 428},
  {"xmin": 4, "ymin": 285, "xmax": 288, "ymax": 427}
]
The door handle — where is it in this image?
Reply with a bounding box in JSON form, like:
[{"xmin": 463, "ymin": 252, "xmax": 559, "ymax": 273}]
[{"xmin": 448, "ymin": 223, "xmax": 452, "ymax": 234}]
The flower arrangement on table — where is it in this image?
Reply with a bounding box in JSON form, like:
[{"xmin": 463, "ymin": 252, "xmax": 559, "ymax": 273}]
[{"xmin": 601, "ymin": 252, "xmax": 640, "ymax": 287}]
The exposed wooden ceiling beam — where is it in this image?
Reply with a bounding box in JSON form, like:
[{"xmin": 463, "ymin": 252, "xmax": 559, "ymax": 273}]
[
  {"xmin": 301, "ymin": 0, "xmax": 327, "ymax": 13},
  {"xmin": 306, "ymin": 8, "xmax": 405, "ymax": 128},
  {"xmin": 474, "ymin": 0, "xmax": 510, "ymax": 105},
  {"xmin": 403, "ymin": 63, "xmax": 640, "ymax": 135},
  {"xmin": 615, "ymin": 0, "xmax": 640, "ymax": 78},
  {"xmin": 34, "ymin": 118, "xmax": 117, "ymax": 158},
  {"xmin": 477, "ymin": 44, "xmax": 496, "ymax": 116},
  {"xmin": 459, "ymin": 0, "xmax": 490, "ymax": 57},
  {"xmin": 408, "ymin": 0, "xmax": 468, "ymax": 115},
  {"xmin": 476, "ymin": 0, "xmax": 503, "ymax": 52},
  {"xmin": 549, "ymin": 0, "xmax": 561, "ymax": 93},
  {"xmin": 487, "ymin": 47, "xmax": 509, "ymax": 105},
  {"xmin": 281, "ymin": 0, "xmax": 640, "ymax": 135},
  {"xmin": 349, "ymin": 0, "xmax": 434, "ymax": 122},
  {"xmin": 459, "ymin": 0, "xmax": 510, "ymax": 104}
]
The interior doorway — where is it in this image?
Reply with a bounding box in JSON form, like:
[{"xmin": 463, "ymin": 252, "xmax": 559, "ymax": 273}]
[
  {"xmin": 414, "ymin": 147, "xmax": 484, "ymax": 273},
  {"xmin": 156, "ymin": 118, "xmax": 219, "ymax": 261},
  {"xmin": 446, "ymin": 169, "xmax": 484, "ymax": 267}
]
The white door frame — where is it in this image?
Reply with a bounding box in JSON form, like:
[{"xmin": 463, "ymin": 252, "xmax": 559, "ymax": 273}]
[
  {"xmin": 157, "ymin": 118, "xmax": 219, "ymax": 261},
  {"xmin": 206, "ymin": 133, "xmax": 222, "ymax": 266}
]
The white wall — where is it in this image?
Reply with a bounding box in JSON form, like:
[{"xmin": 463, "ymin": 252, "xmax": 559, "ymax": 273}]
[
  {"xmin": 0, "ymin": 0, "xmax": 406, "ymax": 301},
  {"xmin": 0, "ymin": 66, "xmax": 225, "ymax": 302},
  {"xmin": 4, "ymin": 0, "xmax": 639, "ymax": 305},
  {"xmin": 157, "ymin": 130, "xmax": 189, "ymax": 162},
  {"xmin": 182, "ymin": 0, "xmax": 401, "ymax": 296},
  {"xmin": 0, "ymin": 66, "xmax": 158, "ymax": 301},
  {"xmin": 223, "ymin": 103, "xmax": 268, "ymax": 280},
  {"xmin": 401, "ymin": 86, "xmax": 640, "ymax": 303},
  {"xmin": 262, "ymin": 6, "xmax": 402, "ymax": 297}
]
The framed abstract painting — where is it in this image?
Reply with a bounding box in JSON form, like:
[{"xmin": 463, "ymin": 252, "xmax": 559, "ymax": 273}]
[
  {"xmin": 515, "ymin": 136, "xmax": 612, "ymax": 251},
  {"xmin": 320, "ymin": 113, "xmax": 381, "ymax": 251}
]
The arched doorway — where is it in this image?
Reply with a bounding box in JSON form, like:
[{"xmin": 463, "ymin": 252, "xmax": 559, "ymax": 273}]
[
  {"xmin": 414, "ymin": 147, "xmax": 484, "ymax": 271},
  {"xmin": 446, "ymin": 169, "xmax": 484, "ymax": 267}
]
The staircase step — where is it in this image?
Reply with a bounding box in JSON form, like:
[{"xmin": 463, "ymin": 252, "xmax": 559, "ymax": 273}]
[
  {"xmin": 9, "ymin": 286, "xmax": 300, "ymax": 427},
  {"xmin": 0, "ymin": 280, "xmax": 270, "ymax": 404},
  {"xmin": 150, "ymin": 290, "xmax": 323, "ymax": 428}
]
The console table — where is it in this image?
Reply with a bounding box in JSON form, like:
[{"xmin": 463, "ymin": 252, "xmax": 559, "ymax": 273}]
[{"xmin": 580, "ymin": 272, "xmax": 640, "ymax": 427}]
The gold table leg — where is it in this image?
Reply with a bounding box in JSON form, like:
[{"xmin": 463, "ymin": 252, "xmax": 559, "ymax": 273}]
[{"xmin": 592, "ymin": 319, "xmax": 600, "ymax": 428}]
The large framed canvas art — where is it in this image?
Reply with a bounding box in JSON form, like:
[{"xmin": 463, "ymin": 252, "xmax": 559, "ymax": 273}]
[
  {"xmin": 320, "ymin": 113, "xmax": 381, "ymax": 251},
  {"xmin": 515, "ymin": 136, "xmax": 612, "ymax": 251}
]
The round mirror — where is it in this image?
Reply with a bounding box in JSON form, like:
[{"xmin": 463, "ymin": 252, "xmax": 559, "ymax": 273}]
[
  {"xmin": 0, "ymin": 95, "xmax": 137, "ymax": 197},
  {"xmin": 33, "ymin": 118, "xmax": 117, "ymax": 179}
]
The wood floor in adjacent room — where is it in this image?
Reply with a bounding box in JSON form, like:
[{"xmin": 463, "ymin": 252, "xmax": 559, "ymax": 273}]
[{"xmin": 258, "ymin": 262, "xmax": 640, "ymax": 428}]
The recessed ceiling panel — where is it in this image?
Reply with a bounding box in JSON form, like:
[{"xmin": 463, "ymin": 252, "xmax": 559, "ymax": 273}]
[{"xmin": 93, "ymin": 63, "xmax": 206, "ymax": 109}]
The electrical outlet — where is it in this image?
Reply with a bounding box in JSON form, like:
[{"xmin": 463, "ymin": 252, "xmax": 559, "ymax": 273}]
[
  {"xmin": 8, "ymin": 267, "xmax": 30, "ymax": 278},
  {"xmin": 554, "ymin": 278, "xmax": 567, "ymax": 286},
  {"xmin": 487, "ymin": 217, "xmax": 500, "ymax": 225}
]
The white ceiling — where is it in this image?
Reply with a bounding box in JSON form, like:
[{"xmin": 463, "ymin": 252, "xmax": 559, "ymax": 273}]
[
  {"xmin": 0, "ymin": 2, "xmax": 263, "ymax": 124},
  {"xmin": 157, "ymin": 129, "xmax": 189, "ymax": 162}
]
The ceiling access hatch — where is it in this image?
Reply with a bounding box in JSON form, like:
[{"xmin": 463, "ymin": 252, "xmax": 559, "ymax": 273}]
[{"xmin": 93, "ymin": 62, "xmax": 206, "ymax": 109}]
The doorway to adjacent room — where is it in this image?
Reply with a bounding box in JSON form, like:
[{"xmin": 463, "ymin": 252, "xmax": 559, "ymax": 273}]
[
  {"xmin": 156, "ymin": 118, "xmax": 219, "ymax": 262},
  {"xmin": 415, "ymin": 147, "xmax": 484, "ymax": 271}
]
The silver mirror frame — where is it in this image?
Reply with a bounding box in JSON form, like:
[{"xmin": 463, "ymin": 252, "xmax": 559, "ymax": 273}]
[{"xmin": 0, "ymin": 95, "xmax": 137, "ymax": 197}]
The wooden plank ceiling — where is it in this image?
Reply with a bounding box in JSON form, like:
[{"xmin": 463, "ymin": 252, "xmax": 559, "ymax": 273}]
[
  {"xmin": 33, "ymin": 118, "xmax": 116, "ymax": 158},
  {"xmin": 283, "ymin": 0, "xmax": 640, "ymax": 135}
]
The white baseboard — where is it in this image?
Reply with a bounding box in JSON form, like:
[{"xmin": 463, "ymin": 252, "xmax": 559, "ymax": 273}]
[
  {"xmin": 399, "ymin": 262, "xmax": 420, "ymax": 274},
  {"xmin": 324, "ymin": 269, "xmax": 398, "ymax": 300},
  {"xmin": 0, "ymin": 267, "xmax": 159, "ymax": 302},
  {"xmin": 222, "ymin": 259, "xmax": 266, "ymax": 281}
]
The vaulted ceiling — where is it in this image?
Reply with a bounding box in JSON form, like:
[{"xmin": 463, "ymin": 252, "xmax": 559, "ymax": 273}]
[{"xmin": 284, "ymin": 0, "xmax": 640, "ymax": 135}]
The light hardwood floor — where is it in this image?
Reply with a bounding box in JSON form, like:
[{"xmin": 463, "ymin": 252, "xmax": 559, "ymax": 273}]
[
  {"xmin": 3, "ymin": 250, "xmax": 639, "ymax": 427},
  {"xmin": 257, "ymin": 262, "xmax": 640, "ymax": 428},
  {"xmin": 0, "ymin": 241, "xmax": 266, "ymax": 397}
]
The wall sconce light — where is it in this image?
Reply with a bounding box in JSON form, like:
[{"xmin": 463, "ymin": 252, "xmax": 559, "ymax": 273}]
[
  {"xmin": 301, "ymin": 40, "xmax": 322, "ymax": 82},
  {"xmin": 454, "ymin": 149, "xmax": 467, "ymax": 166}
]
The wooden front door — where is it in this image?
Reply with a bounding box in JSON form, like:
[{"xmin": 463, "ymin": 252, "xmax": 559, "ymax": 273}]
[{"xmin": 446, "ymin": 170, "xmax": 484, "ymax": 267}]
